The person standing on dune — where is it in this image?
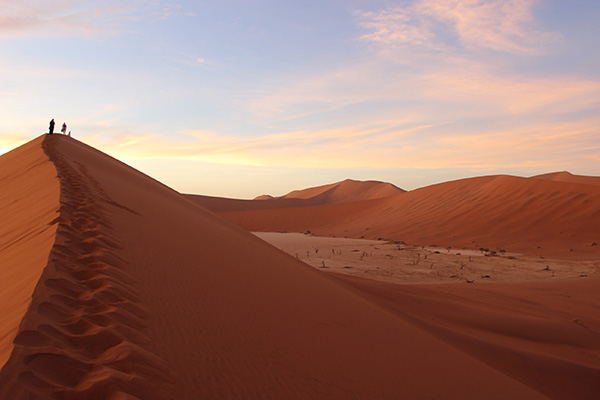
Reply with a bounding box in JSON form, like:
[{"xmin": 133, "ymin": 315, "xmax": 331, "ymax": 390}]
[
  {"xmin": 49, "ymin": 119, "xmax": 55, "ymax": 134},
  {"xmin": 61, "ymin": 123, "xmax": 67, "ymax": 135}
]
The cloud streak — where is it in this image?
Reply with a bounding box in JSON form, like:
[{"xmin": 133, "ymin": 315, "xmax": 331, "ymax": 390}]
[
  {"xmin": 82, "ymin": 114, "xmax": 599, "ymax": 175},
  {"xmin": 358, "ymin": 0, "xmax": 559, "ymax": 54},
  {"xmin": 0, "ymin": 0, "xmax": 193, "ymax": 37}
]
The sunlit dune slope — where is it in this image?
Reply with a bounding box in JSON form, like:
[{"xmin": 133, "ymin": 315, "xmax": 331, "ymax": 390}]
[
  {"xmin": 280, "ymin": 178, "xmax": 405, "ymax": 203},
  {"xmin": 0, "ymin": 136, "xmax": 547, "ymax": 399},
  {"xmin": 532, "ymin": 171, "xmax": 600, "ymax": 187},
  {"xmin": 186, "ymin": 178, "xmax": 404, "ymax": 212},
  {"xmin": 217, "ymin": 174, "xmax": 600, "ymax": 258},
  {"xmin": 0, "ymin": 137, "xmax": 60, "ymax": 369}
]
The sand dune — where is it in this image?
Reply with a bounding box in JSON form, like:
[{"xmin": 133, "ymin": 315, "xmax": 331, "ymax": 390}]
[
  {"xmin": 0, "ymin": 135, "xmax": 556, "ymax": 399},
  {"xmin": 533, "ymin": 171, "xmax": 600, "ymax": 187},
  {"xmin": 216, "ymin": 174, "xmax": 600, "ymax": 259},
  {"xmin": 278, "ymin": 178, "xmax": 405, "ymax": 203},
  {"xmin": 0, "ymin": 137, "xmax": 60, "ymax": 370},
  {"xmin": 186, "ymin": 179, "xmax": 404, "ymax": 212}
]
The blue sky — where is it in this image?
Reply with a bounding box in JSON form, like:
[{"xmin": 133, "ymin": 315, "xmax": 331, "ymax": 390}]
[{"xmin": 1, "ymin": 0, "xmax": 599, "ymax": 198}]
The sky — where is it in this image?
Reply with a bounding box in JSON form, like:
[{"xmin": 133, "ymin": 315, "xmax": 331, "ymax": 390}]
[{"xmin": 1, "ymin": 0, "xmax": 599, "ymax": 198}]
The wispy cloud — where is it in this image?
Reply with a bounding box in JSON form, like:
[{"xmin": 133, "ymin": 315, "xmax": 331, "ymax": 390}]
[
  {"xmin": 0, "ymin": 0, "xmax": 194, "ymax": 37},
  {"xmin": 84, "ymin": 119, "xmax": 429, "ymax": 165},
  {"xmin": 246, "ymin": 0, "xmax": 596, "ymax": 125},
  {"xmin": 79, "ymin": 114, "xmax": 599, "ymax": 174},
  {"xmin": 358, "ymin": 0, "xmax": 559, "ymax": 54},
  {"xmin": 415, "ymin": 63, "xmax": 600, "ymax": 115}
]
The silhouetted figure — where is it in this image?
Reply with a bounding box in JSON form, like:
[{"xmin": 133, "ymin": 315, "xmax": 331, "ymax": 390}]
[
  {"xmin": 49, "ymin": 119, "xmax": 55, "ymax": 134},
  {"xmin": 61, "ymin": 123, "xmax": 67, "ymax": 134},
  {"xmin": 68, "ymin": 131, "xmax": 71, "ymax": 137}
]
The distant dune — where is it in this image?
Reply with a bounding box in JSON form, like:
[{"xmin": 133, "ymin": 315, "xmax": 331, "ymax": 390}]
[
  {"xmin": 212, "ymin": 174, "xmax": 600, "ymax": 259},
  {"xmin": 278, "ymin": 178, "xmax": 405, "ymax": 203},
  {"xmin": 186, "ymin": 178, "xmax": 405, "ymax": 212},
  {"xmin": 1, "ymin": 135, "xmax": 566, "ymax": 399},
  {"xmin": 532, "ymin": 171, "xmax": 600, "ymax": 187}
]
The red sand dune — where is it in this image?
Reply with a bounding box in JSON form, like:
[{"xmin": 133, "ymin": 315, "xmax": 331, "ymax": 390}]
[
  {"xmin": 533, "ymin": 171, "xmax": 600, "ymax": 187},
  {"xmin": 186, "ymin": 178, "xmax": 404, "ymax": 212},
  {"xmin": 216, "ymin": 174, "xmax": 600, "ymax": 259},
  {"xmin": 0, "ymin": 137, "xmax": 60, "ymax": 370},
  {"xmin": 0, "ymin": 135, "xmax": 562, "ymax": 399},
  {"xmin": 278, "ymin": 178, "xmax": 405, "ymax": 203}
]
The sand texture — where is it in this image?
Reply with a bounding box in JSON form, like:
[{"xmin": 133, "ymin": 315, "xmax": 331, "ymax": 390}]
[
  {"xmin": 0, "ymin": 135, "xmax": 598, "ymax": 399},
  {"xmin": 208, "ymin": 174, "xmax": 600, "ymax": 259}
]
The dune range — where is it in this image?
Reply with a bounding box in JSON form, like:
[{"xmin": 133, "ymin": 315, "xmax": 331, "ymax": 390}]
[
  {"xmin": 186, "ymin": 179, "xmax": 404, "ymax": 213},
  {"xmin": 1, "ymin": 135, "xmax": 599, "ymax": 399},
  {"xmin": 190, "ymin": 173, "xmax": 600, "ymax": 259}
]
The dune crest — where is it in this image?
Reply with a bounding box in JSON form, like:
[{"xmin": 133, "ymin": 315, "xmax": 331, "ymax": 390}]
[
  {"xmin": 0, "ymin": 136, "xmax": 550, "ymax": 399},
  {"xmin": 0, "ymin": 137, "xmax": 60, "ymax": 370},
  {"xmin": 0, "ymin": 136, "xmax": 173, "ymax": 399}
]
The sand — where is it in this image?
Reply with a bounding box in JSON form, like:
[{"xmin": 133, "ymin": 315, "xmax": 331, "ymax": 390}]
[
  {"xmin": 0, "ymin": 137, "xmax": 60, "ymax": 369},
  {"xmin": 0, "ymin": 135, "xmax": 599, "ymax": 399},
  {"xmin": 274, "ymin": 178, "xmax": 405, "ymax": 203},
  {"xmin": 254, "ymin": 232, "xmax": 600, "ymax": 284},
  {"xmin": 255, "ymin": 232, "xmax": 600, "ymax": 399},
  {"xmin": 185, "ymin": 179, "xmax": 404, "ymax": 212},
  {"xmin": 207, "ymin": 174, "xmax": 600, "ymax": 259}
]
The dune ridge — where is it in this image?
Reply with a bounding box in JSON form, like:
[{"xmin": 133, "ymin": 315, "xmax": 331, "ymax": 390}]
[
  {"xmin": 0, "ymin": 136, "xmax": 173, "ymax": 399},
  {"xmin": 0, "ymin": 137, "xmax": 60, "ymax": 370},
  {"xmin": 215, "ymin": 174, "xmax": 600, "ymax": 258},
  {"xmin": 0, "ymin": 135, "xmax": 551, "ymax": 399}
]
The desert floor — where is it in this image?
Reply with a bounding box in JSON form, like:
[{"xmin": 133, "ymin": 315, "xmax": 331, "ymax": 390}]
[{"xmin": 255, "ymin": 232, "xmax": 600, "ymax": 284}]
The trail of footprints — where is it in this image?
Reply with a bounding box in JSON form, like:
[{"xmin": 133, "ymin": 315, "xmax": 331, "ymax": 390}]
[{"xmin": 2, "ymin": 138, "xmax": 174, "ymax": 399}]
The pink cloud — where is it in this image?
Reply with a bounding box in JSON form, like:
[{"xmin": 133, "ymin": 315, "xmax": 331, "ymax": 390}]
[
  {"xmin": 359, "ymin": 0, "xmax": 559, "ymax": 54},
  {"xmin": 0, "ymin": 0, "xmax": 193, "ymax": 37}
]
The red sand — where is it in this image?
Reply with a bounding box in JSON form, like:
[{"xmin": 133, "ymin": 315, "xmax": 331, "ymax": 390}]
[
  {"xmin": 212, "ymin": 174, "xmax": 600, "ymax": 259},
  {"xmin": 277, "ymin": 178, "xmax": 405, "ymax": 203},
  {"xmin": 186, "ymin": 178, "xmax": 404, "ymax": 212},
  {"xmin": 533, "ymin": 171, "xmax": 600, "ymax": 187},
  {"xmin": 0, "ymin": 137, "xmax": 60, "ymax": 369},
  {"xmin": 0, "ymin": 135, "xmax": 598, "ymax": 399}
]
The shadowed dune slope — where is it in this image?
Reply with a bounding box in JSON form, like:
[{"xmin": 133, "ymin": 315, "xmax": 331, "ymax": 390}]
[
  {"xmin": 0, "ymin": 137, "xmax": 60, "ymax": 369},
  {"xmin": 186, "ymin": 179, "xmax": 404, "ymax": 212},
  {"xmin": 0, "ymin": 136, "xmax": 549, "ymax": 399},
  {"xmin": 334, "ymin": 273, "xmax": 600, "ymax": 400},
  {"xmin": 218, "ymin": 175, "xmax": 600, "ymax": 258}
]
